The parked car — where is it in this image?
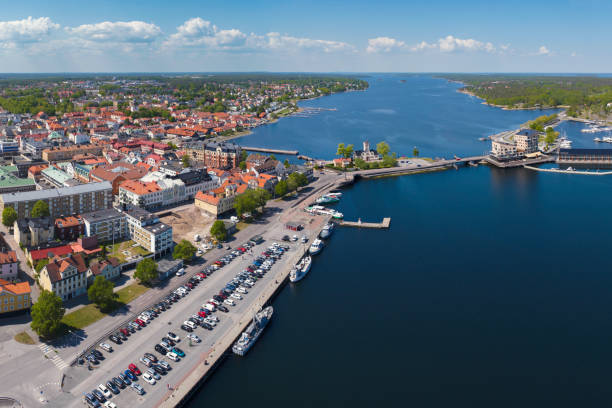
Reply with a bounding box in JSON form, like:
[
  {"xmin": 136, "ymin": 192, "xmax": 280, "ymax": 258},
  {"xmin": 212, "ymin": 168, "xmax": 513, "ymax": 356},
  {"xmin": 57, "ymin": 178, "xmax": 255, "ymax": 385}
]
[
  {"xmin": 92, "ymin": 389, "xmax": 106, "ymax": 403},
  {"xmin": 180, "ymin": 324, "xmax": 193, "ymax": 332},
  {"xmin": 119, "ymin": 328, "xmax": 130, "ymax": 337},
  {"xmin": 158, "ymin": 360, "xmax": 171, "ymax": 371},
  {"xmin": 139, "ymin": 357, "xmax": 152, "ymax": 367},
  {"xmin": 154, "ymin": 344, "xmax": 166, "ymax": 354},
  {"xmin": 97, "ymin": 384, "xmax": 112, "ymax": 399},
  {"xmin": 144, "ymin": 352, "xmax": 158, "ymax": 363},
  {"xmin": 162, "ymin": 337, "xmax": 175, "ymax": 347},
  {"xmin": 123, "ymin": 370, "xmax": 136, "ymax": 382},
  {"xmin": 128, "ymin": 363, "xmax": 141, "ymax": 376},
  {"xmin": 112, "ymin": 377, "xmax": 124, "ymax": 389},
  {"xmin": 108, "ymin": 335, "xmax": 121, "ymax": 344},
  {"xmin": 99, "ymin": 343, "xmax": 113, "ymax": 352},
  {"xmin": 118, "ymin": 374, "xmax": 130, "ymax": 386},
  {"xmin": 106, "ymin": 381, "xmax": 119, "ymax": 395},
  {"xmin": 166, "ymin": 351, "xmax": 180, "ymax": 361},
  {"xmin": 130, "ymin": 383, "xmax": 144, "ymax": 395},
  {"xmin": 167, "ymin": 332, "xmax": 180, "ymax": 342},
  {"xmin": 146, "ymin": 368, "xmax": 161, "ymax": 380}
]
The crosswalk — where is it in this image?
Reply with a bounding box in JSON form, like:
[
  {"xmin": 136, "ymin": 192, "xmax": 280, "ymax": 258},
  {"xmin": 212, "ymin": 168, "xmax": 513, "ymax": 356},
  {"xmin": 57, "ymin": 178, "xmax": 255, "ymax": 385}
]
[{"xmin": 38, "ymin": 344, "xmax": 69, "ymax": 370}]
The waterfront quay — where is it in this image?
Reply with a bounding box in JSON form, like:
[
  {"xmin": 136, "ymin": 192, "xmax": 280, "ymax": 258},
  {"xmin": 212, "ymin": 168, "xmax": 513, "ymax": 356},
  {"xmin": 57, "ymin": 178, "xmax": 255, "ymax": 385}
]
[
  {"xmin": 241, "ymin": 146, "xmax": 299, "ymax": 155},
  {"xmin": 26, "ymin": 173, "xmax": 336, "ymax": 408}
]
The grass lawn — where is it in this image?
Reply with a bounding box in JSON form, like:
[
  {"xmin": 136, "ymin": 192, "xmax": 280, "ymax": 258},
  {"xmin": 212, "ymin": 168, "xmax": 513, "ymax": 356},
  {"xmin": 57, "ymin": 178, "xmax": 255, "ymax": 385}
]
[
  {"xmin": 107, "ymin": 240, "xmax": 151, "ymax": 263},
  {"xmin": 235, "ymin": 221, "xmax": 250, "ymax": 231},
  {"xmin": 61, "ymin": 282, "xmax": 150, "ymax": 330},
  {"xmin": 14, "ymin": 331, "xmax": 35, "ymax": 345}
]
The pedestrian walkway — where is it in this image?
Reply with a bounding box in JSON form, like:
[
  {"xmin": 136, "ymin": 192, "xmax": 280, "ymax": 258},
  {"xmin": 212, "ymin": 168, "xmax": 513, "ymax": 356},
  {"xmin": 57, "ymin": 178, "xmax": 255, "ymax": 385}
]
[{"xmin": 38, "ymin": 344, "xmax": 69, "ymax": 370}]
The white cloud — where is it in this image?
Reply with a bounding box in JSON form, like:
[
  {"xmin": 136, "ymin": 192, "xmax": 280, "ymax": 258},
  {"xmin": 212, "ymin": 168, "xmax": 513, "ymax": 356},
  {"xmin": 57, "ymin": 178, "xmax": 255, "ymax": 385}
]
[
  {"xmin": 537, "ymin": 45, "xmax": 551, "ymax": 55},
  {"xmin": 254, "ymin": 32, "xmax": 354, "ymax": 53},
  {"xmin": 166, "ymin": 17, "xmax": 353, "ymax": 53},
  {"xmin": 366, "ymin": 37, "xmax": 406, "ymax": 53},
  {"xmin": 165, "ymin": 17, "xmax": 247, "ymax": 49},
  {"xmin": 0, "ymin": 16, "xmax": 59, "ymax": 47},
  {"xmin": 67, "ymin": 21, "xmax": 161, "ymax": 43},
  {"xmin": 437, "ymin": 35, "xmax": 495, "ymax": 53}
]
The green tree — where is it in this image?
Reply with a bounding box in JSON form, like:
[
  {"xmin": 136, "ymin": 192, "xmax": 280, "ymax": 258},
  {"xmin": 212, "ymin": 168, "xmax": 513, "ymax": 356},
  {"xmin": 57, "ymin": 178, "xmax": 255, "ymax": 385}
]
[
  {"xmin": 234, "ymin": 191, "xmax": 257, "ymax": 217},
  {"xmin": 239, "ymin": 161, "xmax": 247, "ymax": 171},
  {"xmin": 167, "ymin": 142, "xmax": 178, "ymax": 150},
  {"xmin": 210, "ymin": 220, "xmax": 227, "ymax": 242},
  {"xmin": 376, "ymin": 141, "xmax": 390, "ymax": 156},
  {"xmin": 343, "ymin": 144, "xmax": 354, "ymax": 158},
  {"xmin": 275, "ymin": 179, "xmax": 288, "ymax": 197},
  {"xmin": 283, "ymin": 159, "xmax": 290, "ymax": 168},
  {"xmin": 288, "ymin": 172, "xmax": 308, "ymax": 190},
  {"xmin": 87, "ymin": 276, "xmax": 117, "ymax": 311},
  {"xmin": 173, "ymin": 239, "xmax": 197, "ymax": 262},
  {"xmin": 135, "ymin": 258, "xmax": 158, "ymax": 285},
  {"xmin": 382, "ymin": 154, "xmax": 398, "ymax": 167},
  {"xmin": 30, "ymin": 200, "xmax": 50, "ymax": 218},
  {"xmin": 35, "ymin": 258, "xmax": 50, "ymax": 273},
  {"xmin": 269, "ymin": 154, "xmax": 277, "ymax": 161},
  {"xmin": 181, "ymin": 154, "xmax": 191, "ymax": 168},
  {"xmin": 30, "ymin": 290, "xmax": 65, "ymax": 338},
  {"xmin": 354, "ymin": 158, "xmax": 369, "ymax": 170},
  {"xmin": 2, "ymin": 207, "xmax": 17, "ymax": 227},
  {"xmin": 336, "ymin": 143, "xmax": 346, "ymax": 157}
]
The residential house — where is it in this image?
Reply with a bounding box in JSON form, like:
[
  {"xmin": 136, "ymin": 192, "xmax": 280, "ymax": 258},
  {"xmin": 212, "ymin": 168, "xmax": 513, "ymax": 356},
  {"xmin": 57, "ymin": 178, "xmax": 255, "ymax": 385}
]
[
  {"xmin": 125, "ymin": 207, "xmax": 173, "ymax": 257},
  {"xmin": 14, "ymin": 217, "xmax": 55, "ymax": 248},
  {"xmin": 54, "ymin": 215, "xmax": 85, "ymax": 241},
  {"xmin": 90, "ymin": 162, "xmax": 148, "ymax": 195},
  {"xmin": 81, "ymin": 208, "xmax": 128, "ymax": 243},
  {"xmin": 39, "ymin": 253, "xmax": 88, "ymax": 301},
  {"xmin": 87, "ymin": 257, "xmax": 120, "ymax": 284},
  {"xmin": 0, "ymin": 251, "xmax": 18, "ymax": 280},
  {"xmin": 194, "ymin": 182, "xmax": 247, "ymax": 216},
  {"xmin": 0, "ymin": 279, "xmax": 31, "ymax": 314}
]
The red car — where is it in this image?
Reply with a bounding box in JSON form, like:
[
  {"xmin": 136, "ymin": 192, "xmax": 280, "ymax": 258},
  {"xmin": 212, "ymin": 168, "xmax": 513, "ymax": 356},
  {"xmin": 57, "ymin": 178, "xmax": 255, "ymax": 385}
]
[
  {"xmin": 198, "ymin": 310, "xmax": 209, "ymax": 318},
  {"xmin": 197, "ymin": 272, "xmax": 207, "ymax": 279},
  {"xmin": 237, "ymin": 247, "xmax": 246, "ymax": 252},
  {"xmin": 218, "ymin": 291, "xmax": 228, "ymax": 299},
  {"xmin": 128, "ymin": 363, "xmax": 141, "ymax": 376},
  {"xmin": 134, "ymin": 319, "xmax": 145, "ymax": 327},
  {"xmin": 185, "ymin": 283, "xmax": 194, "ymax": 290},
  {"xmin": 120, "ymin": 327, "xmax": 130, "ymax": 336}
]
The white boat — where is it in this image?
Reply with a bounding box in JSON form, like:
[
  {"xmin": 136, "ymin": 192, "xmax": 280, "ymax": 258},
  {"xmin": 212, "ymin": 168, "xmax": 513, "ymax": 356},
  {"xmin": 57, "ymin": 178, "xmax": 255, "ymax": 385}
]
[
  {"xmin": 594, "ymin": 137, "xmax": 602, "ymax": 142},
  {"xmin": 290, "ymin": 256, "xmax": 312, "ymax": 283},
  {"xmin": 319, "ymin": 222, "xmax": 334, "ymax": 239},
  {"xmin": 309, "ymin": 239, "xmax": 324, "ymax": 255}
]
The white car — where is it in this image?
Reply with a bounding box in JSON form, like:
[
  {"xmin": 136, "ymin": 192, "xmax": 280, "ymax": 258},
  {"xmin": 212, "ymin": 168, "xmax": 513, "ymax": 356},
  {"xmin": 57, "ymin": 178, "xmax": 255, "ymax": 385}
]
[
  {"xmin": 237, "ymin": 287, "xmax": 247, "ymax": 294},
  {"xmin": 204, "ymin": 318, "xmax": 217, "ymax": 327},
  {"xmin": 99, "ymin": 342, "xmax": 113, "ymax": 352},
  {"xmin": 176, "ymin": 268, "xmax": 185, "ymax": 276},
  {"xmin": 166, "ymin": 351, "xmax": 180, "ymax": 361},
  {"xmin": 187, "ymin": 334, "xmax": 201, "ymax": 343},
  {"xmin": 207, "ymin": 315, "xmax": 220, "ymax": 322},
  {"xmin": 142, "ymin": 372, "xmax": 156, "ymax": 385},
  {"xmin": 98, "ymin": 384, "xmax": 112, "ymax": 399},
  {"xmin": 103, "ymin": 402, "xmax": 117, "ymax": 408},
  {"xmin": 167, "ymin": 332, "xmax": 180, "ymax": 342},
  {"xmin": 203, "ymin": 303, "xmax": 216, "ymax": 312},
  {"xmin": 223, "ymin": 299, "xmax": 236, "ymax": 306},
  {"xmin": 183, "ymin": 320, "xmax": 196, "ymax": 330},
  {"xmin": 209, "ymin": 298, "xmax": 220, "ymax": 306},
  {"xmin": 139, "ymin": 314, "xmax": 150, "ymax": 323},
  {"xmin": 230, "ymin": 293, "xmax": 242, "ymax": 300}
]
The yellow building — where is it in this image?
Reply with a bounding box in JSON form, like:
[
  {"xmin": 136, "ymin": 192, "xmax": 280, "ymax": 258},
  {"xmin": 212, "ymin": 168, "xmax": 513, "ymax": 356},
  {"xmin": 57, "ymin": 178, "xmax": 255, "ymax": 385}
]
[{"xmin": 0, "ymin": 279, "xmax": 31, "ymax": 314}]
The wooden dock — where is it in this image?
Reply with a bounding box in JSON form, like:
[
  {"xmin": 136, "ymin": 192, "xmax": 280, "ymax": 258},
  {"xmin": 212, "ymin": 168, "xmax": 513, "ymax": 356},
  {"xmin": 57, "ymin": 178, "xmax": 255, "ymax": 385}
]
[
  {"xmin": 241, "ymin": 146, "xmax": 299, "ymax": 155},
  {"xmin": 339, "ymin": 217, "xmax": 391, "ymax": 229}
]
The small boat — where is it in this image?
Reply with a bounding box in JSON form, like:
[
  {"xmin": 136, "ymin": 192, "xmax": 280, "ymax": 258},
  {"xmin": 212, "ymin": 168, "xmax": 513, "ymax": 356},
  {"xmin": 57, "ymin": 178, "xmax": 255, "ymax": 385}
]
[
  {"xmin": 331, "ymin": 210, "xmax": 343, "ymax": 219},
  {"xmin": 309, "ymin": 239, "xmax": 324, "ymax": 255},
  {"xmin": 290, "ymin": 256, "xmax": 312, "ymax": 283},
  {"xmin": 316, "ymin": 194, "xmax": 340, "ymax": 204},
  {"xmin": 327, "ymin": 192, "xmax": 342, "ymax": 198},
  {"xmin": 594, "ymin": 137, "xmax": 602, "ymax": 142},
  {"xmin": 319, "ymin": 222, "xmax": 334, "ymax": 239}
]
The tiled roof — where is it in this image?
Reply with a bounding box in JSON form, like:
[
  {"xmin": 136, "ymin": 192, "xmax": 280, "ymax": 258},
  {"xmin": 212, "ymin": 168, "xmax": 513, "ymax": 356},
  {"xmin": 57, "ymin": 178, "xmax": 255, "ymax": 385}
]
[
  {"xmin": 119, "ymin": 179, "xmax": 161, "ymax": 195},
  {"xmin": 0, "ymin": 251, "xmax": 17, "ymax": 264},
  {"xmin": 0, "ymin": 279, "xmax": 30, "ymax": 295}
]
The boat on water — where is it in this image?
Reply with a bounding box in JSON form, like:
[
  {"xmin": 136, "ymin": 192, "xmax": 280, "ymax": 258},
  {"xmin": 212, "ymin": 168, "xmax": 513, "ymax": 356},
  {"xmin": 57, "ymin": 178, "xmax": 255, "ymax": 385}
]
[
  {"xmin": 594, "ymin": 137, "xmax": 602, "ymax": 142},
  {"xmin": 290, "ymin": 256, "xmax": 312, "ymax": 283},
  {"xmin": 316, "ymin": 195, "xmax": 340, "ymax": 204},
  {"xmin": 327, "ymin": 192, "xmax": 342, "ymax": 198},
  {"xmin": 319, "ymin": 222, "xmax": 334, "ymax": 239},
  {"xmin": 309, "ymin": 239, "xmax": 324, "ymax": 255},
  {"xmin": 232, "ymin": 306, "xmax": 274, "ymax": 356}
]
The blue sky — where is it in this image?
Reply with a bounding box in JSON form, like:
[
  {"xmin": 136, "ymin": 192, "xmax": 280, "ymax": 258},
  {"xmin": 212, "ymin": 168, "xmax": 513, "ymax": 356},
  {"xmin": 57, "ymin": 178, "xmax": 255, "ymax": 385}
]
[{"xmin": 0, "ymin": 0, "xmax": 609, "ymax": 72}]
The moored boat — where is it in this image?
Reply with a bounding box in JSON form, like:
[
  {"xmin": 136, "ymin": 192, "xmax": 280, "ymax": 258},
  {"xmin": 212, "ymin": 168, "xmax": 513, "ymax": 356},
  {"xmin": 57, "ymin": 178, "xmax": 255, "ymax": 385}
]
[
  {"xmin": 232, "ymin": 306, "xmax": 274, "ymax": 356},
  {"xmin": 290, "ymin": 256, "xmax": 312, "ymax": 282},
  {"xmin": 319, "ymin": 222, "xmax": 334, "ymax": 239},
  {"xmin": 309, "ymin": 239, "xmax": 324, "ymax": 255}
]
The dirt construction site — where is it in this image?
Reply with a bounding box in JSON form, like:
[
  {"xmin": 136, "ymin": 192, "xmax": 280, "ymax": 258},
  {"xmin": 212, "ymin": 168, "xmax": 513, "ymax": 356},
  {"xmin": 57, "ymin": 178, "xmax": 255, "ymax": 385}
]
[{"xmin": 159, "ymin": 205, "xmax": 215, "ymax": 244}]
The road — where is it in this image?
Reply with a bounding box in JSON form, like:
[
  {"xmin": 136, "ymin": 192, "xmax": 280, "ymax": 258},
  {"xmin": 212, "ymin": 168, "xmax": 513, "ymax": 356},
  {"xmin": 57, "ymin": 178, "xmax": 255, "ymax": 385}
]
[{"xmin": 0, "ymin": 171, "xmax": 338, "ymax": 408}]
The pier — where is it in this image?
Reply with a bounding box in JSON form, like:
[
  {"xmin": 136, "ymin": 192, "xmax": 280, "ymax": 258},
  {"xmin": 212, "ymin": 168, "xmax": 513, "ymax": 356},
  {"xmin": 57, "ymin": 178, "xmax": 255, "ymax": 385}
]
[
  {"xmin": 339, "ymin": 217, "xmax": 391, "ymax": 229},
  {"xmin": 524, "ymin": 165, "xmax": 612, "ymax": 175},
  {"xmin": 484, "ymin": 154, "xmax": 555, "ymax": 168},
  {"xmin": 241, "ymin": 146, "xmax": 299, "ymax": 155}
]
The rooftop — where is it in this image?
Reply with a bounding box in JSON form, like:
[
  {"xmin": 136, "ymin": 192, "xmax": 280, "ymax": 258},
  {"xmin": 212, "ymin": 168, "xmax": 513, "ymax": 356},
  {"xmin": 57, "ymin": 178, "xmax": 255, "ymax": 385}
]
[{"xmin": 0, "ymin": 181, "xmax": 112, "ymax": 204}]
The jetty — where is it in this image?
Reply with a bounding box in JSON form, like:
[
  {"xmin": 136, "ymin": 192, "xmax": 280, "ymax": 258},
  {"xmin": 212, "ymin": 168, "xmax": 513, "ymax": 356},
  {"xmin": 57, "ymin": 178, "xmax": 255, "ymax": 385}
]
[
  {"xmin": 241, "ymin": 146, "xmax": 299, "ymax": 155},
  {"xmin": 524, "ymin": 165, "xmax": 612, "ymax": 175},
  {"xmin": 484, "ymin": 154, "xmax": 555, "ymax": 168},
  {"xmin": 339, "ymin": 217, "xmax": 391, "ymax": 229}
]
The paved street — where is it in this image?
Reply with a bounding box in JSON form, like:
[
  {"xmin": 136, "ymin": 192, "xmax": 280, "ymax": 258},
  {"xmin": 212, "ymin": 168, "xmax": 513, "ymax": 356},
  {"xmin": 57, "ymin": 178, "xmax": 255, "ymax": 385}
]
[{"xmin": 0, "ymin": 171, "xmax": 339, "ymax": 408}]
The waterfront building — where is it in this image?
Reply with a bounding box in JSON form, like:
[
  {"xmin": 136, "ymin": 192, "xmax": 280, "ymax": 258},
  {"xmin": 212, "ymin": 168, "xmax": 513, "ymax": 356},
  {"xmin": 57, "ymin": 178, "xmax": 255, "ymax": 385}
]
[
  {"xmin": 0, "ymin": 251, "xmax": 18, "ymax": 280},
  {"xmin": 39, "ymin": 253, "xmax": 88, "ymax": 301},
  {"xmin": 491, "ymin": 139, "xmax": 518, "ymax": 159},
  {"xmin": 125, "ymin": 207, "xmax": 173, "ymax": 257},
  {"xmin": 0, "ymin": 181, "xmax": 113, "ymax": 220},
  {"xmin": 81, "ymin": 208, "xmax": 128, "ymax": 243},
  {"xmin": 0, "ymin": 279, "xmax": 31, "ymax": 315},
  {"xmin": 353, "ymin": 141, "xmax": 382, "ymax": 162},
  {"xmin": 515, "ymin": 129, "xmax": 539, "ymax": 154}
]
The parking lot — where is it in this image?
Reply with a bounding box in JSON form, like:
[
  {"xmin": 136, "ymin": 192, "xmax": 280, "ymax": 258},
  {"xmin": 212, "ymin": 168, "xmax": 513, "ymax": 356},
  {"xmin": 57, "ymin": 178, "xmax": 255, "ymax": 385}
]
[{"xmin": 57, "ymin": 237, "xmax": 304, "ymax": 408}]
